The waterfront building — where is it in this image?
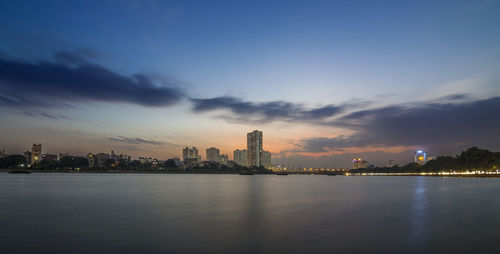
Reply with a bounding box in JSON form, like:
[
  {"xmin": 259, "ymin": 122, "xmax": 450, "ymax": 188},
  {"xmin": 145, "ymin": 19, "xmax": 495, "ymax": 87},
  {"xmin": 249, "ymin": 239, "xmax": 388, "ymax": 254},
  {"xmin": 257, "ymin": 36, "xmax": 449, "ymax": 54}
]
[
  {"xmin": 59, "ymin": 152, "xmax": 70, "ymax": 160},
  {"xmin": 42, "ymin": 154, "xmax": 57, "ymax": 161},
  {"xmin": 352, "ymin": 158, "xmax": 369, "ymax": 169},
  {"xmin": 183, "ymin": 158, "xmax": 199, "ymax": 168},
  {"xmin": 138, "ymin": 157, "xmax": 152, "ymax": 164},
  {"xmin": 117, "ymin": 154, "xmax": 131, "ymax": 162},
  {"xmin": 261, "ymin": 150, "xmax": 272, "ymax": 168},
  {"xmin": 414, "ymin": 149, "xmax": 427, "ymax": 164},
  {"xmin": 87, "ymin": 153, "xmax": 95, "ymax": 167},
  {"xmin": 247, "ymin": 130, "xmax": 263, "ymax": 167},
  {"xmin": 233, "ymin": 149, "xmax": 248, "ymax": 166},
  {"xmin": 182, "ymin": 147, "xmax": 199, "ymax": 163},
  {"xmin": 96, "ymin": 153, "xmax": 110, "ymax": 166},
  {"xmin": 206, "ymin": 147, "xmax": 220, "ymax": 162},
  {"xmin": 218, "ymin": 154, "xmax": 228, "ymax": 165},
  {"xmin": 31, "ymin": 144, "xmax": 42, "ymax": 165}
]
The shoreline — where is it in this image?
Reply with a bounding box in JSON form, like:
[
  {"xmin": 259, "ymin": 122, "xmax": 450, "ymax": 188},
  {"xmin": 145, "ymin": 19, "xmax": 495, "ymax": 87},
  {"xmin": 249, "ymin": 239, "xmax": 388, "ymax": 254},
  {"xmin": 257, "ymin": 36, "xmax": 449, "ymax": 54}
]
[{"xmin": 2, "ymin": 169, "xmax": 500, "ymax": 177}]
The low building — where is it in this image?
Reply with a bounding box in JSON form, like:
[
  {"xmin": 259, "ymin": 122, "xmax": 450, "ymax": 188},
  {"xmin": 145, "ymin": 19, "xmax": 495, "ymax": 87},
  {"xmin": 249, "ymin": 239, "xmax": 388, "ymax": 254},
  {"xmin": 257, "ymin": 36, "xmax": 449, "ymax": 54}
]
[
  {"xmin": 42, "ymin": 153, "xmax": 57, "ymax": 161},
  {"xmin": 352, "ymin": 158, "xmax": 369, "ymax": 169},
  {"xmin": 218, "ymin": 154, "xmax": 228, "ymax": 165}
]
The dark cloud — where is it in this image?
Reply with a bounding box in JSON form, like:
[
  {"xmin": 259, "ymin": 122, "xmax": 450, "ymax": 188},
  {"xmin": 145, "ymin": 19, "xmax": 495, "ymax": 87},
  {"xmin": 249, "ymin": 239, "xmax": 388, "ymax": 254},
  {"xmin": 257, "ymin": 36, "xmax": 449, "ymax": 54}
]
[
  {"xmin": 0, "ymin": 51, "xmax": 184, "ymax": 108},
  {"xmin": 20, "ymin": 111, "xmax": 70, "ymax": 120},
  {"xmin": 298, "ymin": 97, "xmax": 500, "ymax": 154},
  {"xmin": 191, "ymin": 96, "xmax": 354, "ymax": 122},
  {"xmin": 108, "ymin": 136, "xmax": 164, "ymax": 146}
]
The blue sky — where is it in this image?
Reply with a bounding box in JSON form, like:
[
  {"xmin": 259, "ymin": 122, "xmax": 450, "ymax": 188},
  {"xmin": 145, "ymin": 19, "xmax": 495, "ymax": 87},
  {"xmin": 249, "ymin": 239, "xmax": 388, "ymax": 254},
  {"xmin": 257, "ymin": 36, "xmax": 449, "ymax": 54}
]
[{"xmin": 1, "ymin": 0, "xmax": 499, "ymax": 167}]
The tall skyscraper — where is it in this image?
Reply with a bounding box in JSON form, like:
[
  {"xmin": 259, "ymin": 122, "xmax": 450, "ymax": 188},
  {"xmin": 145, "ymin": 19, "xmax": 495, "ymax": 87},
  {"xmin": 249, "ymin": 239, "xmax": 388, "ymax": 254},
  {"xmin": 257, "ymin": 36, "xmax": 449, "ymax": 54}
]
[
  {"xmin": 31, "ymin": 144, "xmax": 42, "ymax": 165},
  {"xmin": 206, "ymin": 147, "xmax": 220, "ymax": 162},
  {"xmin": 247, "ymin": 130, "xmax": 263, "ymax": 167},
  {"xmin": 182, "ymin": 147, "xmax": 199, "ymax": 162},
  {"xmin": 233, "ymin": 149, "xmax": 248, "ymax": 167}
]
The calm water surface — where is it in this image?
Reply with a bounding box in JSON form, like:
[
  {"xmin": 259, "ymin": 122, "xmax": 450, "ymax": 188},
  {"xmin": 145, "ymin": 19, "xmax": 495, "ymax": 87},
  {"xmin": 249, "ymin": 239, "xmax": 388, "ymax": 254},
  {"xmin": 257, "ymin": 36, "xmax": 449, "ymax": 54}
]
[{"xmin": 1, "ymin": 174, "xmax": 499, "ymax": 253}]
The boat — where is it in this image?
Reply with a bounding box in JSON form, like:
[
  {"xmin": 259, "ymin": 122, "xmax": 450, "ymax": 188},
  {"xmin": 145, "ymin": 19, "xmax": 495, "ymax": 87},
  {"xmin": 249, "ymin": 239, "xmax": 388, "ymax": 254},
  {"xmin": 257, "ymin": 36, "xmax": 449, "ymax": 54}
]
[
  {"xmin": 327, "ymin": 172, "xmax": 337, "ymax": 176},
  {"xmin": 8, "ymin": 170, "xmax": 31, "ymax": 174},
  {"xmin": 276, "ymin": 172, "xmax": 288, "ymax": 175}
]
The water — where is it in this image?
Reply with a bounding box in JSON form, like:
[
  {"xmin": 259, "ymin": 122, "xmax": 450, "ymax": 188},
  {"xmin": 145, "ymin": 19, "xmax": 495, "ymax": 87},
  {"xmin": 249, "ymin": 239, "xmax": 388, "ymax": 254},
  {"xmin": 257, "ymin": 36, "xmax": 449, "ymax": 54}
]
[{"xmin": 1, "ymin": 174, "xmax": 499, "ymax": 254}]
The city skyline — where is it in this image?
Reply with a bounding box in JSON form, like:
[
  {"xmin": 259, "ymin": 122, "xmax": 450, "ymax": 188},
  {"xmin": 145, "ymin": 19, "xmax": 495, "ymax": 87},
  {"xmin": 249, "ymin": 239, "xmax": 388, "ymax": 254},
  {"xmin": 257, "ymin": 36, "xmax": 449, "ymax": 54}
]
[{"xmin": 1, "ymin": 0, "xmax": 500, "ymax": 168}]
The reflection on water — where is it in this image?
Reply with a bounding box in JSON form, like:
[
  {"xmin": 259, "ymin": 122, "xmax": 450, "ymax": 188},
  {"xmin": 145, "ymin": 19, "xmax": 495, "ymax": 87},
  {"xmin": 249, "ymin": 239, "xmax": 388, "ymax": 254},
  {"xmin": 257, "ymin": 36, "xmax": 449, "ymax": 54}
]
[
  {"xmin": 1, "ymin": 174, "xmax": 500, "ymax": 253},
  {"xmin": 411, "ymin": 177, "xmax": 428, "ymax": 240}
]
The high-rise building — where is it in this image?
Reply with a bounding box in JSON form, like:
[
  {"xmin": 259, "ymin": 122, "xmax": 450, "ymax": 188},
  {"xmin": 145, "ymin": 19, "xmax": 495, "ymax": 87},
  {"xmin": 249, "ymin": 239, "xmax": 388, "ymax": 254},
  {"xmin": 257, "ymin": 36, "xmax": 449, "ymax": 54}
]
[
  {"xmin": 352, "ymin": 158, "xmax": 369, "ymax": 169},
  {"xmin": 87, "ymin": 153, "xmax": 95, "ymax": 167},
  {"xmin": 206, "ymin": 147, "xmax": 220, "ymax": 162},
  {"xmin": 414, "ymin": 149, "xmax": 427, "ymax": 164},
  {"xmin": 233, "ymin": 149, "xmax": 248, "ymax": 167},
  {"xmin": 182, "ymin": 147, "xmax": 199, "ymax": 162},
  {"xmin": 261, "ymin": 150, "xmax": 272, "ymax": 168},
  {"xmin": 31, "ymin": 144, "xmax": 42, "ymax": 165},
  {"xmin": 247, "ymin": 130, "xmax": 263, "ymax": 167},
  {"xmin": 218, "ymin": 154, "xmax": 228, "ymax": 165}
]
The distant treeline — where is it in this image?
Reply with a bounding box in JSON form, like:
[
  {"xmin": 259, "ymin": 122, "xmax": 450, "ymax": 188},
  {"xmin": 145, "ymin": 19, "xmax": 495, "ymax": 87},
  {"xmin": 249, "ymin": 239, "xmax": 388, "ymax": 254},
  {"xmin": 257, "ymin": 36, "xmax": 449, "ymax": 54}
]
[
  {"xmin": 350, "ymin": 147, "xmax": 500, "ymax": 173},
  {"xmin": 0, "ymin": 155, "xmax": 272, "ymax": 174}
]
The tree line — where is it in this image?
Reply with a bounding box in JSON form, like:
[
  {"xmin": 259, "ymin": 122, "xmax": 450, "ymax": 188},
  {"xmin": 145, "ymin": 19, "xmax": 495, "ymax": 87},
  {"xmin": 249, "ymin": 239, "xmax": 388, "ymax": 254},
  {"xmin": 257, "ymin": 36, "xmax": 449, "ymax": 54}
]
[
  {"xmin": 350, "ymin": 147, "xmax": 500, "ymax": 173},
  {"xmin": 0, "ymin": 155, "xmax": 272, "ymax": 173}
]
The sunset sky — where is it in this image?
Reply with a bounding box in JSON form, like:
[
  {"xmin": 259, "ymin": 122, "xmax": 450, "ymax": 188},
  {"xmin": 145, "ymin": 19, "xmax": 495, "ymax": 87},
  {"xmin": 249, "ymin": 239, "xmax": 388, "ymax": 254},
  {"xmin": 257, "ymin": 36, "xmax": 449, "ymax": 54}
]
[{"xmin": 1, "ymin": 0, "xmax": 499, "ymax": 168}]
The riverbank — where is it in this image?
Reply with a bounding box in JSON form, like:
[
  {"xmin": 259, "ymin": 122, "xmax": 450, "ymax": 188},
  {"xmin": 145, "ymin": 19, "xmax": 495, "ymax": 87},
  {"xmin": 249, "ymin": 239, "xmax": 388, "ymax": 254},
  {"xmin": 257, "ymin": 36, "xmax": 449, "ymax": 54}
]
[{"xmin": 2, "ymin": 169, "xmax": 500, "ymax": 177}]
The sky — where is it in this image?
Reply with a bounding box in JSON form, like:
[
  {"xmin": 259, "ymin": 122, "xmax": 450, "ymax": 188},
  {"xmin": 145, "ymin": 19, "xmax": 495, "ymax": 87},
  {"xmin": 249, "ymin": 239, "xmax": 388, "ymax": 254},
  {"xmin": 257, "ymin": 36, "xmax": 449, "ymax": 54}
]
[{"xmin": 1, "ymin": 0, "xmax": 499, "ymax": 168}]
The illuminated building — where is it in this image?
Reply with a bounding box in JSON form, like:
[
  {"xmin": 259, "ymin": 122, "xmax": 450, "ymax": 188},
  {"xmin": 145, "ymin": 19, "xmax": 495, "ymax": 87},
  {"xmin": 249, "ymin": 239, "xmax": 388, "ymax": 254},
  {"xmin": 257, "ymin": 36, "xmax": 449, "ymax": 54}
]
[
  {"xmin": 31, "ymin": 144, "xmax": 42, "ymax": 165},
  {"xmin": 261, "ymin": 150, "xmax": 272, "ymax": 169},
  {"xmin": 247, "ymin": 130, "xmax": 263, "ymax": 167},
  {"xmin": 59, "ymin": 152, "xmax": 70, "ymax": 160},
  {"xmin": 182, "ymin": 147, "xmax": 199, "ymax": 162},
  {"xmin": 233, "ymin": 149, "xmax": 248, "ymax": 166},
  {"xmin": 218, "ymin": 154, "xmax": 228, "ymax": 165},
  {"xmin": 414, "ymin": 149, "xmax": 427, "ymax": 164},
  {"xmin": 206, "ymin": 147, "xmax": 220, "ymax": 162},
  {"xmin": 138, "ymin": 157, "xmax": 152, "ymax": 164},
  {"xmin": 87, "ymin": 153, "xmax": 95, "ymax": 167},
  {"xmin": 352, "ymin": 158, "xmax": 369, "ymax": 169},
  {"xmin": 42, "ymin": 154, "xmax": 57, "ymax": 161}
]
